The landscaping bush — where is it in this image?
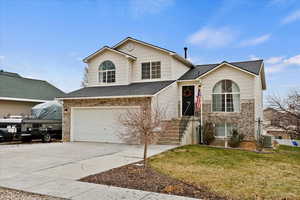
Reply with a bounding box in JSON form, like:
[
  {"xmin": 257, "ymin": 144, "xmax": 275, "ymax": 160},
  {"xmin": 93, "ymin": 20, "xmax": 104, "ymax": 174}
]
[
  {"xmin": 203, "ymin": 122, "xmax": 215, "ymax": 145},
  {"xmin": 228, "ymin": 129, "xmax": 244, "ymax": 148},
  {"xmin": 256, "ymin": 134, "xmax": 264, "ymax": 151}
]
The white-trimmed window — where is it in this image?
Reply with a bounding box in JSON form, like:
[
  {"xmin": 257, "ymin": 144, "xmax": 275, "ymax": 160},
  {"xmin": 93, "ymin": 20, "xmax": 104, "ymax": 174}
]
[
  {"xmin": 141, "ymin": 61, "xmax": 161, "ymax": 79},
  {"xmin": 212, "ymin": 80, "xmax": 240, "ymax": 112},
  {"xmin": 99, "ymin": 60, "xmax": 116, "ymax": 83},
  {"xmin": 215, "ymin": 123, "xmax": 234, "ymax": 138}
]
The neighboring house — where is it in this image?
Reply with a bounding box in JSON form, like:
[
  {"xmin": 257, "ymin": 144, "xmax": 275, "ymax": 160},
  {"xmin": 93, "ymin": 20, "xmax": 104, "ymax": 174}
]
[
  {"xmin": 263, "ymin": 107, "xmax": 292, "ymax": 139},
  {"xmin": 0, "ymin": 70, "xmax": 65, "ymax": 118},
  {"xmin": 59, "ymin": 37, "xmax": 266, "ymax": 145}
]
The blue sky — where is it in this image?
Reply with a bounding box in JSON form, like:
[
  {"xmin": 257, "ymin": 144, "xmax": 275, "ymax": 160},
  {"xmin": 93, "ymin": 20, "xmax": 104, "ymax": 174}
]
[{"xmin": 0, "ymin": 0, "xmax": 300, "ymax": 99}]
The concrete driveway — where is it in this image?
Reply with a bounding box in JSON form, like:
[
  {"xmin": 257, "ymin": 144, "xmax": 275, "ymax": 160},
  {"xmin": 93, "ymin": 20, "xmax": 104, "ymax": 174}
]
[
  {"xmin": 0, "ymin": 142, "xmax": 176, "ymax": 180},
  {"xmin": 0, "ymin": 142, "xmax": 195, "ymax": 200}
]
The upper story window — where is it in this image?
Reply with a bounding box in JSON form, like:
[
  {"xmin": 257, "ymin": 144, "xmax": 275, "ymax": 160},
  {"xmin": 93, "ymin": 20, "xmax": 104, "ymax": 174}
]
[
  {"xmin": 141, "ymin": 61, "xmax": 161, "ymax": 80},
  {"xmin": 212, "ymin": 80, "xmax": 240, "ymax": 112},
  {"xmin": 99, "ymin": 60, "xmax": 116, "ymax": 83}
]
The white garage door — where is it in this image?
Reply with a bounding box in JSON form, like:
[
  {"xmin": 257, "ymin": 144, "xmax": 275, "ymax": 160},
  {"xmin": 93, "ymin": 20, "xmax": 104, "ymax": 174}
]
[{"xmin": 71, "ymin": 107, "xmax": 138, "ymax": 143}]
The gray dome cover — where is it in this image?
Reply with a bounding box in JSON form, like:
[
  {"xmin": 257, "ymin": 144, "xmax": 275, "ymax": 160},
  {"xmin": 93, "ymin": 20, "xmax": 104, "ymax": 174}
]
[{"xmin": 31, "ymin": 101, "xmax": 62, "ymax": 120}]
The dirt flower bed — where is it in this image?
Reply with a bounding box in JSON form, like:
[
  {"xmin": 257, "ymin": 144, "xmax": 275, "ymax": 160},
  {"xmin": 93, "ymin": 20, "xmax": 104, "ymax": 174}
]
[{"xmin": 80, "ymin": 162, "xmax": 227, "ymax": 200}]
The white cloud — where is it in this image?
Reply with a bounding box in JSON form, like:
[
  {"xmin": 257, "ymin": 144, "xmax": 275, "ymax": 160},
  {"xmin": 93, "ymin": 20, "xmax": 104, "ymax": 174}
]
[
  {"xmin": 186, "ymin": 27, "xmax": 236, "ymax": 48},
  {"xmin": 76, "ymin": 57, "xmax": 83, "ymax": 61},
  {"xmin": 265, "ymin": 64, "xmax": 286, "ymax": 73},
  {"xmin": 281, "ymin": 9, "xmax": 300, "ymax": 24},
  {"xmin": 129, "ymin": 0, "xmax": 174, "ymax": 17},
  {"xmin": 0, "ymin": 56, "xmax": 5, "ymax": 64},
  {"xmin": 187, "ymin": 56, "xmax": 210, "ymax": 65},
  {"xmin": 265, "ymin": 56, "xmax": 285, "ymax": 64},
  {"xmin": 68, "ymin": 52, "xmax": 84, "ymax": 62},
  {"xmin": 284, "ymin": 54, "xmax": 300, "ymax": 65},
  {"xmin": 265, "ymin": 54, "xmax": 300, "ymax": 74},
  {"xmin": 248, "ymin": 54, "xmax": 261, "ymax": 61},
  {"xmin": 239, "ymin": 34, "xmax": 271, "ymax": 47}
]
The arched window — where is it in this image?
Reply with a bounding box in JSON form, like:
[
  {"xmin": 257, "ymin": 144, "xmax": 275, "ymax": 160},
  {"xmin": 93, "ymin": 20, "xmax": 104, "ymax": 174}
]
[
  {"xmin": 99, "ymin": 60, "xmax": 116, "ymax": 83},
  {"xmin": 212, "ymin": 80, "xmax": 240, "ymax": 112}
]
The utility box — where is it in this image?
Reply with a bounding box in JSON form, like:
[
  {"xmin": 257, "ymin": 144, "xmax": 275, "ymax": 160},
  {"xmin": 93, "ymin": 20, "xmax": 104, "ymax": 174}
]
[{"xmin": 263, "ymin": 135, "xmax": 273, "ymax": 148}]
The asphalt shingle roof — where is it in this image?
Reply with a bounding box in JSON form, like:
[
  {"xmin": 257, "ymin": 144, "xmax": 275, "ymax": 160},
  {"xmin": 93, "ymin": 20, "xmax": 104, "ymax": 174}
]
[
  {"xmin": 60, "ymin": 80, "xmax": 175, "ymax": 98},
  {"xmin": 0, "ymin": 71, "xmax": 65, "ymax": 101},
  {"xmin": 179, "ymin": 60, "xmax": 263, "ymax": 80}
]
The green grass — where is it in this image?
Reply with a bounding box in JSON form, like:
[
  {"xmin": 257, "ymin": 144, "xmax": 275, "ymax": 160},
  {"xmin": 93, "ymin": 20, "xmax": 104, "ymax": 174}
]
[
  {"xmin": 149, "ymin": 145, "xmax": 300, "ymax": 200},
  {"xmin": 278, "ymin": 145, "xmax": 300, "ymax": 153}
]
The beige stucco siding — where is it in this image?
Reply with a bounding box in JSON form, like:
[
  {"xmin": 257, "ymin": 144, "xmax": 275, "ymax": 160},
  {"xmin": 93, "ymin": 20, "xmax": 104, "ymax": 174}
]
[
  {"xmin": 0, "ymin": 100, "xmax": 39, "ymax": 117},
  {"xmin": 171, "ymin": 58, "xmax": 190, "ymax": 80},
  {"xmin": 199, "ymin": 64, "xmax": 257, "ymax": 140},
  {"xmin": 117, "ymin": 41, "xmax": 189, "ymax": 82},
  {"xmin": 200, "ymin": 65, "xmax": 255, "ymax": 102},
  {"xmin": 87, "ymin": 50, "xmax": 131, "ymax": 87},
  {"xmin": 255, "ymin": 75, "xmax": 263, "ymax": 118},
  {"xmin": 254, "ymin": 74, "xmax": 264, "ymax": 136},
  {"xmin": 152, "ymin": 82, "xmax": 179, "ymax": 120}
]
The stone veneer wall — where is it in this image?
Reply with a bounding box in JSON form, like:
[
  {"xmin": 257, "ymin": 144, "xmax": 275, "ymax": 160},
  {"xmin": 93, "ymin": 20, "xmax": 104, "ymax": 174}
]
[
  {"xmin": 201, "ymin": 99, "xmax": 255, "ymax": 140},
  {"xmin": 62, "ymin": 97, "xmax": 151, "ymax": 142}
]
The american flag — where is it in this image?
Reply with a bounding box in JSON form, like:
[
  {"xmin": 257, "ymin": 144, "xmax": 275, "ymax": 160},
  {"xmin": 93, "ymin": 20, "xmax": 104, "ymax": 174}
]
[{"xmin": 195, "ymin": 87, "xmax": 201, "ymax": 111}]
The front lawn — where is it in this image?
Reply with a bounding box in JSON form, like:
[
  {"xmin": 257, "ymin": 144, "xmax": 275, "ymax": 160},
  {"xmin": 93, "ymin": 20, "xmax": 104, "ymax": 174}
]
[{"xmin": 149, "ymin": 145, "xmax": 300, "ymax": 200}]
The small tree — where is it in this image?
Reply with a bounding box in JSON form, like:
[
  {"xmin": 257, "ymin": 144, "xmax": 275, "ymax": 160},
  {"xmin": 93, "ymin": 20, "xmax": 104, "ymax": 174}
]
[
  {"xmin": 81, "ymin": 66, "xmax": 89, "ymax": 88},
  {"xmin": 118, "ymin": 105, "xmax": 167, "ymax": 167},
  {"xmin": 268, "ymin": 90, "xmax": 300, "ymax": 139},
  {"xmin": 203, "ymin": 122, "xmax": 215, "ymax": 145},
  {"xmin": 228, "ymin": 129, "xmax": 244, "ymax": 148}
]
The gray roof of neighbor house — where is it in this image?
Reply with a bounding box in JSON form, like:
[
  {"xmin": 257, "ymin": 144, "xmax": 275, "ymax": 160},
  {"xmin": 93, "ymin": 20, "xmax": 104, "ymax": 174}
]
[
  {"xmin": 0, "ymin": 71, "xmax": 65, "ymax": 101},
  {"xmin": 179, "ymin": 60, "xmax": 263, "ymax": 80},
  {"xmin": 60, "ymin": 81, "xmax": 175, "ymax": 99}
]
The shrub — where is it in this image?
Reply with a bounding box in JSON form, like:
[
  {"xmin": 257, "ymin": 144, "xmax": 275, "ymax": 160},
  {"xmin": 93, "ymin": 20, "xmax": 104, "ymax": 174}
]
[
  {"xmin": 228, "ymin": 129, "xmax": 244, "ymax": 148},
  {"xmin": 256, "ymin": 134, "xmax": 264, "ymax": 151},
  {"xmin": 203, "ymin": 122, "xmax": 215, "ymax": 145}
]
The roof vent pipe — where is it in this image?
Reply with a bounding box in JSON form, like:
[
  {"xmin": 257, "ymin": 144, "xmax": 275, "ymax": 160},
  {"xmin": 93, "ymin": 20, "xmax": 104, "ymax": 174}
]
[{"xmin": 184, "ymin": 47, "xmax": 188, "ymax": 59}]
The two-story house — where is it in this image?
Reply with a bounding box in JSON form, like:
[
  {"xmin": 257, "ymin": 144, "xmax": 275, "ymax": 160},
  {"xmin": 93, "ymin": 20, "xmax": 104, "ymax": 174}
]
[{"xmin": 59, "ymin": 37, "xmax": 266, "ymax": 146}]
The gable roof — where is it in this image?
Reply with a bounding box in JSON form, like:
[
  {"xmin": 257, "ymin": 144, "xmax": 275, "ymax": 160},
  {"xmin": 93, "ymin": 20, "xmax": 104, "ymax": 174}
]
[
  {"xmin": 113, "ymin": 37, "xmax": 176, "ymax": 54},
  {"xmin": 0, "ymin": 71, "xmax": 65, "ymax": 102},
  {"xmin": 179, "ymin": 60, "xmax": 263, "ymax": 80},
  {"xmin": 84, "ymin": 37, "xmax": 193, "ymax": 67},
  {"xmin": 83, "ymin": 46, "xmax": 137, "ymax": 63},
  {"xmin": 58, "ymin": 81, "xmax": 175, "ymax": 99},
  {"xmin": 0, "ymin": 70, "xmax": 21, "ymax": 77},
  {"xmin": 113, "ymin": 37, "xmax": 193, "ymax": 67}
]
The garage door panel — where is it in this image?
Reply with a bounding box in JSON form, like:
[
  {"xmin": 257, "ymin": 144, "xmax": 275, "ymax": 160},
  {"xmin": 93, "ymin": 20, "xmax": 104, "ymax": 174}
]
[{"xmin": 72, "ymin": 107, "xmax": 138, "ymax": 143}]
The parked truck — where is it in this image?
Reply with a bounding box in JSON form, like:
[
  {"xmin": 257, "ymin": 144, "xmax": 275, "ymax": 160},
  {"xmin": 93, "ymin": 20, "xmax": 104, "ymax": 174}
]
[
  {"xmin": 0, "ymin": 101, "xmax": 62, "ymax": 143},
  {"xmin": 0, "ymin": 117, "xmax": 22, "ymax": 142}
]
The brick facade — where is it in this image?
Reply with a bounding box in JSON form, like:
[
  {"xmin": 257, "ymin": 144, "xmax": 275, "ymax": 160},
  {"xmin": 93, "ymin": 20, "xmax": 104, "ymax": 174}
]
[
  {"xmin": 62, "ymin": 97, "xmax": 151, "ymax": 142},
  {"xmin": 201, "ymin": 99, "xmax": 256, "ymax": 140},
  {"xmin": 62, "ymin": 97, "xmax": 256, "ymax": 144}
]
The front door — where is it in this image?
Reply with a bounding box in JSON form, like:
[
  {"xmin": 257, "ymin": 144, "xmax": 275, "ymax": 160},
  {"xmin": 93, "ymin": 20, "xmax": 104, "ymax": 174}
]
[{"xmin": 182, "ymin": 86, "xmax": 195, "ymax": 116}]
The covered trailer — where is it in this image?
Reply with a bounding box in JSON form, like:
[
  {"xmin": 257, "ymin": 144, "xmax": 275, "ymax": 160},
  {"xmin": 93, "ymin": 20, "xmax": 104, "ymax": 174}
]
[{"xmin": 19, "ymin": 101, "xmax": 63, "ymax": 142}]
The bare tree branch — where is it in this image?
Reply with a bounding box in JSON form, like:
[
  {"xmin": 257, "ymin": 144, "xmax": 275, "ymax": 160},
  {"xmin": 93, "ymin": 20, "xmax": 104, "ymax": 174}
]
[
  {"xmin": 267, "ymin": 90, "xmax": 300, "ymax": 139},
  {"xmin": 81, "ymin": 66, "xmax": 89, "ymax": 88},
  {"xmin": 118, "ymin": 104, "xmax": 168, "ymax": 167}
]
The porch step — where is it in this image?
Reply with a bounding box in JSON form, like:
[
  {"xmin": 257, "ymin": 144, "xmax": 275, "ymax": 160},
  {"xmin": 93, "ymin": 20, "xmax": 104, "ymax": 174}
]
[{"xmin": 156, "ymin": 117, "xmax": 192, "ymax": 145}]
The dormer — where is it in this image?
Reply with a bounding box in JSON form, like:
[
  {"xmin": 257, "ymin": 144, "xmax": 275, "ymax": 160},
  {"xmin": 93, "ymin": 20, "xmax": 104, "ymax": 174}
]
[{"xmin": 83, "ymin": 46, "xmax": 136, "ymax": 87}]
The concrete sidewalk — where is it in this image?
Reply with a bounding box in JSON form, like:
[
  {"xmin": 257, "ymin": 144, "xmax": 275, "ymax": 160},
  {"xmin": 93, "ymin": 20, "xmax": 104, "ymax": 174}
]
[
  {"xmin": 0, "ymin": 175, "xmax": 196, "ymax": 200},
  {"xmin": 0, "ymin": 142, "xmax": 197, "ymax": 199}
]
